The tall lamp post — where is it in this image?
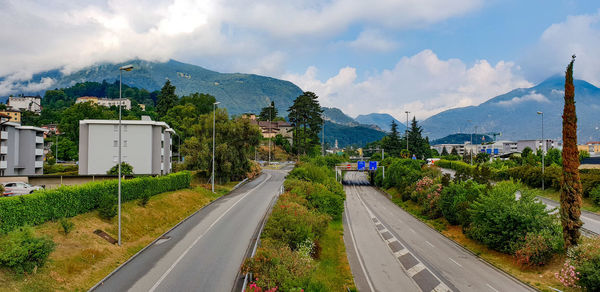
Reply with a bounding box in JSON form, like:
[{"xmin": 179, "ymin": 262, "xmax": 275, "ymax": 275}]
[
  {"xmin": 117, "ymin": 64, "xmax": 133, "ymax": 247},
  {"xmin": 212, "ymin": 101, "xmax": 220, "ymax": 193},
  {"xmin": 405, "ymin": 111, "xmax": 410, "ymax": 151},
  {"xmin": 538, "ymin": 111, "xmax": 545, "ymax": 190}
]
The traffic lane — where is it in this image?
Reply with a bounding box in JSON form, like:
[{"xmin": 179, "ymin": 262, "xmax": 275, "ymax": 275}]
[
  {"xmin": 537, "ymin": 196, "xmax": 600, "ymax": 235},
  {"xmin": 344, "ymin": 183, "xmax": 421, "ymax": 292},
  {"xmin": 356, "ymin": 181, "xmax": 533, "ymax": 291},
  {"xmin": 92, "ymin": 170, "xmax": 282, "ymax": 292}
]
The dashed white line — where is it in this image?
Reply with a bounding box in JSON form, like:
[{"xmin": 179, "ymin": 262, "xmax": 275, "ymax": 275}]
[
  {"xmin": 345, "ymin": 190, "xmax": 376, "ymax": 292},
  {"xmin": 425, "ymin": 240, "xmax": 435, "ymax": 247},
  {"xmin": 406, "ymin": 263, "xmax": 426, "ymax": 277},
  {"xmin": 409, "ymin": 228, "xmax": 417, "ymax": 234},
  {"xmin": 449, "ymin": 257, "xmax": 463, "ymax": 268},
  {"xmin": 486, "ymin": 283, "xmax": 500, "ymax": 292}
]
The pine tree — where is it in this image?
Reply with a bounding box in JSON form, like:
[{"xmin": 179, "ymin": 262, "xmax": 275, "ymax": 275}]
[
  {"xmin": 560, "ymin": 55, "xmax": 583, "ymax": 248},
  {"xmin": 407, "ymin": 117, "xmax": 431, "ymax": 159},
  {"xmin": 259, "ymin": 101, "xmax": 278, "ymax": 121},
  {"xmin": 287, "ymin": 92, "xmax": 323, "ymax": 155},
  {"xmin": 441, "ymin": 146, "xmax": 449, "ymax": 156},
  {"xmin": 157, "ymin": 80, "xmax": 178, "ymax": 117},
  {"xmin": 451, "ymin": 147, "xmax": 458, "ymax": 156},
  {"xmin": 382, "ymin": 120, "xmax": 402, "ymax": 157}
]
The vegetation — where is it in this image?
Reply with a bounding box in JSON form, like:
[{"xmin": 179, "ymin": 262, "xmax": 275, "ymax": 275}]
[
  {"xmin": 0, "ymin": 228, "xmax": 55, "ymax": 274},
  {"xmin": 288, "ymin": 92, "xmax": 324, "ymax": 155},
  {"xmin": 259, "ymin": 101, "xmax": 278, "ymax": 121},
  {"xmin": 430, "ymin": 133, "xmax": 492, "ymax": 145},
  {"xmin": 107, "ymin": 162, "xmax": 134, "ymax": 175}
]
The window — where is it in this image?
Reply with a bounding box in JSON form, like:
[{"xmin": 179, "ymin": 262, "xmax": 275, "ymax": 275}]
[
  {"xmin": 114, "ymin": 125, "xmax": 118, "ymax": 132},
  {"xmin": 123, "ymin": 140, "xmax": 128, "ymax": 147},
  {"xmin": 113, "ymin": 140, "xmax": 118, "ymax": 147},
  {"xmin": 124, "ymin": 125, "xmax": 128, "ymax": 132}
]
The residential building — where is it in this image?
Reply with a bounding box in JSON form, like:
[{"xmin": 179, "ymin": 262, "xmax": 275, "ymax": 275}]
[
  {"xmin": 516, "ymin": 139, "xmax": 560, "ymax": 153},
  {"xmin": 76, "ymin": 96, "xmax": 132, "ymax": 110},
  {"xmin": 431, "ymin": 139, "xmax": 560, "ymax": 157},
  {"xmin": 78, "ymin": 116, "xmax": 173, "ymax": 175},
  {"xmin": 0, "ymin": 122, "xmax": 47, "ymax": 176},
  {"xmin": 0, "ymin": 109, "xmax": 21, "ymax": 122},
  {"xmin": 243, "ymin": 114, "xmax": 293, "ymax": 141},
  {"xmin": 7, "ymin": 96, "xmax": 42, "ymax": 113},
  {"xmin": 578, "ymin": 141, "xmax": 600, "ymax": 154}
]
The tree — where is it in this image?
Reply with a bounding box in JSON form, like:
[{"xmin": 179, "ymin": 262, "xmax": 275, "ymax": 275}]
[
  {"xmin": 546, "ymin": 148, "xmax": 562, "ymax": 166},
  {"xmin": 407, "ymin": 117, "xmax": 431, "ymax": 159},
  {"xmin": 475, "ymin": 152, "xmax": 490, "ymax": 164},
  {"xmin": 451, "ymin": 147, "xmax": 458, "ymax": 156},
  {"xmin": 287, "ymin": 92, "xmax": 323, "ymax": 155},
  {"xmin": 156, "ymin": 80, "xmax": 178, "ymax": 117},
  {"xmin": 382, "ymin": 120, "xmax": 402, "ymax": 157},
  {"xmin": 560, "ymin": 55, "xmax": 583, "ymax": 249},
  {"xmin": 259, "ymin": 101, "xmax": 278, "ymax": 121},
  {"xmin": 107, "ymin": 162, "xmax": 134, "ymax": 175},
  {"xmin": 441, "ymin": 146, "xmax": 449, "ymax": 156},
  {"xmin": 179, "ymin": 93, "xmax": 216, "ymax": 116}
]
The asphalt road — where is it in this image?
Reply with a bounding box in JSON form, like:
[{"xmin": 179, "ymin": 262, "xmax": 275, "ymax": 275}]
[
  {"xmin": 343, "ymin": 172, "xmax": 534, "ymax": 292},
  {"xmin": 92, "ymin": 167, "xmax": 290, "ymax": 292}
]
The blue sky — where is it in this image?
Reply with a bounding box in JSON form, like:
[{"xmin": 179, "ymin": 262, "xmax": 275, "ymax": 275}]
[{"xmin": 1, "ymin": 0, "xmax": 599, "ymax": 120}]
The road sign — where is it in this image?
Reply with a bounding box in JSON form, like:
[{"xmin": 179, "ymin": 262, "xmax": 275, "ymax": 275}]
[
  {"xmin": 357, "ymin": 161, "xmax": 366, "ymax": 171},
  {"xmin": 369, "ymin": 161, "xmax": 377, "ymax": 170}
]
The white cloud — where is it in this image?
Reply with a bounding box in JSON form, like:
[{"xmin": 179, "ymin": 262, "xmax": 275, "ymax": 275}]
[
  {"xmin": 283, "ymin": 50, "xmax": 532, "ymax": 120},
  {"xmin": 347, "ymin": 29, "xmax": 400, "ymax": 52},
  {"xmin": 495, "ymin": 91, "xmax": 549, "ymax": 107}
]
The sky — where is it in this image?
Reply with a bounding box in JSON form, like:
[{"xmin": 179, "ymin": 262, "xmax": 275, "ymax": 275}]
[{"xmin": 1, "ymin": 0, "xmax": 599, "ymax": 121}]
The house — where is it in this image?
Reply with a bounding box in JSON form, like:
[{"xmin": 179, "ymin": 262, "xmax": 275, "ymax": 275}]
[
  {"xmin": 0, "ymin": 109, "xmax": 21, "ymax": 123},
  {"xmin": 76, "ymin": 96, "xmax": 132, "ymax": 110},
  {"xmin": 578, "ymin": 141, "xmax": 600, "ymax": 154},
  {"xmin": 7, "ymin": 96, "xmax": 42, "ymax": 114},
  {"xmin": 242, "ymin": 114, "xmax": 293, "ymax": 141},
  {"xmin": 0, "ymin": 122, "xmax": 47, "ymax": 176},
  {"xmin": 78, "ymin": 116, "xmax": 173, "ymax": 175}
]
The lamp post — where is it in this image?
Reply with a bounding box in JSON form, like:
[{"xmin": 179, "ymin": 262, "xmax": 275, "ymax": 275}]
[
  {"xmin": 538, "ymin": 111, "xmax": 545, "ymax": 190},
  {"xmin": 405, "ymin": 111, "xmax": 410, "ymax": 151},
  {"xmin": 212, "ymin": 101, "xmax": 220, "ymax": 193},
  {"xmin": 117, "ymin": 64, "xmax": 133, "ymax": 247}
]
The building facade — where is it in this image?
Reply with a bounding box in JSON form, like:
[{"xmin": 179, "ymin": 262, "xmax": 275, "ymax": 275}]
[
  {"xmin": 76, "ymin": 96, "xmax": 132, "ymax": 110},
  {"xmin": 431, "ymin": 139, "xmax": 560, "ymax": 157},
  {"xmin": 79, "ymin": 117, "xmax": 173, "ymax": 175},
  {"xmin": 0, "ymin": 109, "xmax": 21, "ymax": 122},
  {"xmin": 8, "ymin": 96, "xmax": 42, "ymax": 113},
  {"xmin": 0, "ymin": 122, "xmax": 47, "ymax": 176}
]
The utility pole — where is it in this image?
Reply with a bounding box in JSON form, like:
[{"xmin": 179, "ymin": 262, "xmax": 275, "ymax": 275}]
[
  {"xmin": 322, "ymin": 117, "xmax": 325, "ymax": 156},
  {"xmin": 117, "ymin": 64, "xmax": 133, "ymax": 247},
  {"xmin": 212, "ymin": 101, "xmax": 220, "ymax": 192},
  {"xmin": 405, "ymin": 111, "xmax": 410, "ymax": 152},
  {"xmin": 268, "ymin": 105, "xmax": 272, "ymax": 165},
  {"xmin": 538, "ymin": 111, "xmax": 545, "ymax": 190}
]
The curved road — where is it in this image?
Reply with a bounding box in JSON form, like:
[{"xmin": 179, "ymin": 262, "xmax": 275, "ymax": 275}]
[
  {"xmin": 343, "ymin": 172, "xmax": 534, "ymax": 292},
  {"xmin": 92, "ymin": 167, "xmax": 290, "ymax": 292}
]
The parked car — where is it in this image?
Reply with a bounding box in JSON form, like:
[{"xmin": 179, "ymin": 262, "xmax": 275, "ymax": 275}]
[{"xmin": 2, "ymin": 182, "xmax": 44, "ymax": 196}]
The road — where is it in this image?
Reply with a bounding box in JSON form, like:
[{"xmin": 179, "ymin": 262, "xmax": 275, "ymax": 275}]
[
  {"xmin": 92, "ymin": 167, "xmax": 290, "ymax": 292},
  {"xmin": 343, "ymin": 172, "xmax": 533, "ymax": 292},
  {"xmin": 440, "ymin": 167, "xmax": 600, "ymax": 235}
]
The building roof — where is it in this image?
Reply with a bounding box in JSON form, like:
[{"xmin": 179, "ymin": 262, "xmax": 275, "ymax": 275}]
[
  {"xmin": 79, "ymin": 119, "xmax": 171, "ymax": 129},
  {"xmin": 2, "ymin": 122, "xmax": 48, "ymax": 132},
  {"xmin": 586, "ymin": 141, "xmax": 600, "ymax": 145}
]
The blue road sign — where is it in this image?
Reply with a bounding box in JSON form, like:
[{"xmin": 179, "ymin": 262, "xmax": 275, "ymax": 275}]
[
  {"xmin": 369, "ymin": 161, "xmax": 378, "ymax": 170},
  {"xmin": 357, "ymin": 161, "xmax": 366, "ymax": 171},
  {"xmin": 486, "ymin": 149, "xmax": 491, "ymax": 154},
  {"xmin": 494, "ymin": 149, "xmax": 499, "ymax": 155}
]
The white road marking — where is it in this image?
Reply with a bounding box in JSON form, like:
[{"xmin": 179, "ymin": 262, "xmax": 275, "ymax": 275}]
[
  {"xmin": 148, "ymin": 174, "xmax": 272, "ymax": 292},
  {"xmin": 425, "ymin": 240, "xmax": 435, "ymax": 247},
  {"xmin": 433, "ymin": 282, "xmax": 452, "ymax": 292},
  {"xmin": 409, "ymin": 228, "xmax": 417, "ymax": 234},
  {"xmin": 486, "ymin": 283, "xmax": 500, "ymax": 292},
  {"xmin": 345, "ymin": 190, "xmax": 376, "ymax": 292},
  {"xmin": 449, "ymin": 257, "xmax": 463, "ymax": 268},
  {"xmin": 406, "ymin": 262, "xmax": 426, "ymax": 277},
  {"xmin": 394, "ymin": 248, "xmax": 409, "ymax": 257}
]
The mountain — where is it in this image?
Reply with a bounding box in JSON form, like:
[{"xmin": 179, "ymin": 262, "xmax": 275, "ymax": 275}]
[
  {"xmin": 322, "ymin": 107, "xmax": 359, "ymax": 126},
  {"xmin": 421, "ymin": 76, "xmax": 600, "ymax": 142},
  {"xmin": 355, "ymin": 113, "xmax": 405, "ymax": 132},
  {"xmin": 431, "ymin": 133, "xmax": 493, "ymax": 145},
  {"xmin": 323, "ymin": 121, "xmax": 386, "ymax": 148},
  {"xmin": 14, "ymin": 59, "xmax": 303, "ymax": 116}
]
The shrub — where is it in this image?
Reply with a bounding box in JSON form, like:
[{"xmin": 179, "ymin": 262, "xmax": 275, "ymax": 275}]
[
  {"xmin": 439, "ymin": 180, "xmax": 486, "ymax": 227},
  {"xmin": 555, "ymin": 261, "xmax": 580, "ymax": 288},
  {"xmin": 139, "ymin": 190, "xmax": 151, "ymax": 207},
  {"xmin": 514, "ymin": 225, "xmax": 563, "ymax": 267},
  {"xmin": 468, "ymin": 181, "xmax": 555, "ymax": 254},
  {"xmin": 0, "ymin": 227, "xmax": 55, "ymax": 274},
  {"xmin": 581, "ymin": 170, "xmax": 600, "ymax": 198},
  {"xmin": 286, "ymin": 179, "xmax": 344, "ymax": 220},
  {"xmin": 288, "ymin": 163, "xmax": 332, "ymax": 185},
  {"xmin": 566, "ymin": 237, "xmax": 600, "ymax": 290},
  {"xmin": 107, "ymin": 162, "xmax": 134, "ymax": 175},
  {"xmin": 411, "ymin": 177, "xmax": 443, "ymax": 218},
  {"xmin": 379, "ymin": 158, "xmax": 422, "ymax": 190},
  {"xmin": 0, "ymin": 172, "xmax": 191, "ymax": 234},
  {"xmin": 59, "ymin": 218, "xmax": 74, "ymax": 235},
  {"xmin": 98, "ymin": 193, "xmax": 117, "ymax": 219}
]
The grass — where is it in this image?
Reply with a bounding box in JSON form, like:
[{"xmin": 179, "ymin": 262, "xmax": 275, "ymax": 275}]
[
  {"xmin": 535, "ymin": 187, "xmax": 600, "ymax": 214},
  {"xmin": 0, "ymin": 182, "xmax": 235, "ymax": 291},
  {"xmin": 310, "ymin": 220, "xmax": 356, "ymax": 291},
  {"xmin": 383, "ymin": 187, "xmax": 577, "ymax": 292}
]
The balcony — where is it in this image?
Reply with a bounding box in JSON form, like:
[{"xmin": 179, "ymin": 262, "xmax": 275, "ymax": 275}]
[
  {"xmin": 161, "ymin": 133, "xmax": 165, "ymax": 141},
  {"xmin": 35, "ymin": 161, "xmax": 43, "ymax": 168},
  {"xmin": 161, "ymin": 148, "xmax": 165, "ymax": 156},
  {"xmin": 35, "ymin": 149, "xmax": 43, "ymax": 156},
  {"xmin": 0, "ymin": 131, "xmax": 7, "ymax": 140},
  {"xmin": 0, "ymin": 161, "xmax": 6, "ymax": 169},
  {"xmin": 35, "ymin": 136, "xmax": 44, "ymax": 144},
  {"xmin": 0, "ymin": 146, "xmax": 7, "ymax": 154}
]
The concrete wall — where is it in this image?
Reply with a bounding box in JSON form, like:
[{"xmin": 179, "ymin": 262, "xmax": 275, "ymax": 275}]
[{"xmin": 79, "ymin": 123, "xmax": 89, "ymax": 174}]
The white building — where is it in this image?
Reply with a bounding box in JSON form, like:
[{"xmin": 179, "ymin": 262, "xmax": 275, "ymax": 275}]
[
  {"xmin": 75, "ymin": 96, "xmax": 132, "ymax": 110},
  {"xmin": 0, "ymin": 122, "xmax": 47, "ymax": 176},
  {"xmin": 78, "ymin": 116, "xmax": 173, "ymax": 175},
  {"xmin": 8, "ymin": 96, "xmax": 42, "ymax": 113}
]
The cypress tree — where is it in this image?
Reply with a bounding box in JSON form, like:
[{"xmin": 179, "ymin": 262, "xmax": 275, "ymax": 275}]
[
  {"xmin": 560, "ymin": 55, "xmax": 583, "ymax": 248},
  {"xmin": 441, "ymin": 146, "xmax": 449, "ymax": 156}
]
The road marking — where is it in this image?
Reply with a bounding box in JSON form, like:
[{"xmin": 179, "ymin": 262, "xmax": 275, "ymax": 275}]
[
  {"xmin": 449, "ymin": 257, "xmax": 463, "ymax": 268},
  {"xmin": 425, "ymin": 240, "xmax": 434, "ymax": 247},
  {"xmin": 406, "ymin": 263, "xmax": 426, "ymax": 277},
  {"xmin": 394, "ymin": 248, "xmax": 409, "ymax": 257},
  {"xmin": 486, "ymin": 283, "xmax": 500, "ymax": 292},
  {"xmin": 409, "ymin": 228, "xmax": 417, "ymax": 234},
  {"xmin": 433, "ymin": 282, "xmax": 452, "ymax": 292},
  {"xmin": 344, "ymin": 191, "xmax": 376, "ymax": 292},
  {"xmin": 148, "ymin": 174, "xmax": 272, "ymax": 292}
]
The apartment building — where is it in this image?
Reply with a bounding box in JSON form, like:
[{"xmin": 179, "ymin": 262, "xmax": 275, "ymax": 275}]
[
  {"xmin": 78, "ymin": 116, "xmax": 173, "ymax": 175},
  {"xmin": 7, "ymin": 96, "xmax": 42, "ymax": 113},
  {"xmin": 76, "ymin": 96, "xmax": 132, "ymax": 110},
  {"xmin": 0, "ymin": 109, "xmax": 21, "ymax": 122},
  {"xmin": 432, "ymin": 139, "xmax": 560, "ymax": 157},
  {"xmin": 0, "ymin": 122, "xmax": 47, "ymax": 176}
]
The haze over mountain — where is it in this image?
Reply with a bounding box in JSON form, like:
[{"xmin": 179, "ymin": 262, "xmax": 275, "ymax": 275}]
[
  {"xmin": 421, "ymin": 76, "xmax": 600, "ymax": 142},
  {"xmin": 13, "ymin": 59, "xmax": 303, "ymax": 116},
  {"xmin": 355, "ymin": 113, "xmax": 405, "ymax": 132}
]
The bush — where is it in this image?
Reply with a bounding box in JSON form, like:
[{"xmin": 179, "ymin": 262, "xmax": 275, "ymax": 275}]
[
  {"xmin": 439, "ymin": 180, "xmax": 486, "ymax": 227},
  {"xmin": 468, "ymin": 181, "xmax": 555, "ymax": 254},
  {"xmin": 288, "ymin": 163, "xmax": 332, "ymax": 185},
  {"xmin": 411, "ymin": 177, "xmax": 443, "ymax": 218},
  {"xmin": 139, "ymin": 190, "xmax": 151, "ymax": 207},
  {"xmin": 0, "ymin": 172, "xmax": 191, "ymax": 234},
  {"xmin": 0, "ymin": 227, "xmax": 55, "ymax": 274},
  {"xmin": 581, "ymin": 170, "xmax": 600, "ymax": 198},
  {"xmin": 377, "ymin": 158, "xmax": 423, "ymax": 190},
  {"xmin": 98, "ymin": 193, "xmax": 117, "ymax": 219},
  {"xmin": 285, "ymin": 178, "xmax": 344, "ymax": 221},
  {"xmin": 59, "ymin": 218, "xmax": 74, "ymax": 235},
  {"xmin": 514, "ymin": 225, "xmax": 563, "ymax": 267},
  {"xmin": 566, "ymin": 237, "xmax": 600, "ymax": 290},
  {"xmin": 107, "ymin": 162, "xmax": 134, "ymax": 175}
]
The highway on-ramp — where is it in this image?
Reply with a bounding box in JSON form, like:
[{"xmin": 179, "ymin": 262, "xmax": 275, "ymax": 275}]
[
  {"xmin": 92, "ymin": 167, "xmax": 290, "ymax": 292},
  {"xmin": 343, "ymin": 172, "xmax": 534, "ymax": 292}
]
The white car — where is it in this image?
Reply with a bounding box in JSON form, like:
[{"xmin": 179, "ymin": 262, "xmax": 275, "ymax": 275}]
[{"xmin": 2, "ymin": 182, "xmax": 44, "ymax": 196}]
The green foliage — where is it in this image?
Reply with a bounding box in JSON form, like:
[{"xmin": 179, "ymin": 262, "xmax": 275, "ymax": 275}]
[
  {"xmin": 514, "ymin": 226, "xmax": 563, "ymax": 267},
  {"xmin": 288, "ymin": 91, "xmax": 323, "ymax": 155},
  {"xmin": 590, "ymin": 185, "xmax": 600, "ymax": 205},
  {"xmin": 580, "ymin": 170, "xmax": 600, "ymax": 198},
  {"xmin": 107, "ymin": 162, "xmax": 134, "ymax": 175},
  {"xmin": 139, "ymin": 190, "xmax": 151, "ymax": 207},
  {"xmin": 375, "ymin": 158, "xmax": 423, "ymax": 192},
  {"xmin": 274, "ymin": 134, "xmax": 292, "ymax": 153},
  {"xmin": 59, "ymin": 218, "xmax": 74, "ymax": 235},
  {"xmin": 579, "ymin": 150, "xmax": 590, "ymax": 162},
  {"xmin": 98, "ymin": 193, "xmax": 117, "ymax": 219},
  {"xmin": 43, "ymin": 163, "xmax": 78, "ymax": 175},
  {"xmin": 439, "ymin": 180, "xmax": 486, "ymax": 226},
  {"xmin": 0, "ymin": 227, "xmax": 55, "ymax": 274},
  {"xmin": 566, "ymin": 237, "xmax": 600, "ymax": 290},
  {"xmin": 468, "ymin": 181, "xmax": 555, "ymax": 254},
  {"xmin": 0, "ymin": 172, "xmax": 191, "ymax": 234},
  {"xmin": 259, "ymin": 101, "xmax": 278, "ymax": 121},
  {"xmin": 156, "ymin": 80, "xmax": 178, "ymax": 117},
  {"xmin": 286, "ymin": 179, "xmax": 344, "ymax": 221},
  {"xmin": 411, "ymin": 176, "xmax": 443, "ymax": 218},
  {"xmin": 406, "ymin": 117, "xmax": 431, "ymax": 159},
  {"xmin": 475, "ymin": 152, "xmax": 490, "ymax": 164},
  {"xmin": 381, "ymin": 120, "xmax": 403, "ymax": 157}
]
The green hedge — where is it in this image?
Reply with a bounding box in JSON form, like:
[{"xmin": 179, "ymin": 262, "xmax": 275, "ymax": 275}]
[{"xmin": 0, "ymin": 172, "xmax": 191, "ymax": 234}]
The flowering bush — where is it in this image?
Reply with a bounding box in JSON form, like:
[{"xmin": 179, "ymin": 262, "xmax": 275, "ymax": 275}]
[
  {"xmin": 411, "ymin": 177, "xmax": 443, "ymax": 218},
  {"xmin": 555, "ymin": 261, "xmax": 580, "ymax": 288},
  {"xmin": 514, "ymin": 233, "xmax": 555, "ymax": 267},
  {"xmin": 563, "ymin": 237, "xmax": 600, "ymax": 290}
]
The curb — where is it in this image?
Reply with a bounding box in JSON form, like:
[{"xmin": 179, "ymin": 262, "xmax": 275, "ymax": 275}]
[
  {"xmin": 373, "ymin": 186, "xmax": 540, "ymax": 292},
  {"xmin": 88, "ymin": 175, "xmax": 258, "ymax": 291}
]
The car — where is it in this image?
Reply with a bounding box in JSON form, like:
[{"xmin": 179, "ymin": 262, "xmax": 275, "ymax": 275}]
[{"xmin": 2, "ymin": 182, "xmax": 44, "ymax": 196}]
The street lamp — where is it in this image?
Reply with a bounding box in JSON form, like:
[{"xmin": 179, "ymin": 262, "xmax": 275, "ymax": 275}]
[
  {"xmin": 117, "ymin": 64, "xmax": 133, "ymax": 247},
  {"xmin": 538, "ymin": 111, "xmax": 545, "ymax": 190},
  {"xmin": 212, "ymin": 101, "xmax": 220, "ymax": 193},
  {"xmin": 405, "ymin": 111, "xmax": 410, "ymax": 151}
]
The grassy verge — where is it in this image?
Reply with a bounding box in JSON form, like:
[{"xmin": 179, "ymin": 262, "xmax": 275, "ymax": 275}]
[
  {"xmin": 0, "ymin": 182, "xmax": 235, "ymax": 292},
  {"xmin": 534, "ymin": 187, "xmax": 600, "ymax": 214},
  {"xmin": 310, "ymin": 220, "xmax": 355, "ymax": 291},
  {"xmin": 382, "ymin": 187, "xmax": 574, "ymax": 292}
]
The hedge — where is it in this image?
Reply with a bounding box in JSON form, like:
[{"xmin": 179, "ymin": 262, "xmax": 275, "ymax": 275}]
[{"xmin": 0, "ymin": 171, "xmax": 191, "ymax": 234}]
